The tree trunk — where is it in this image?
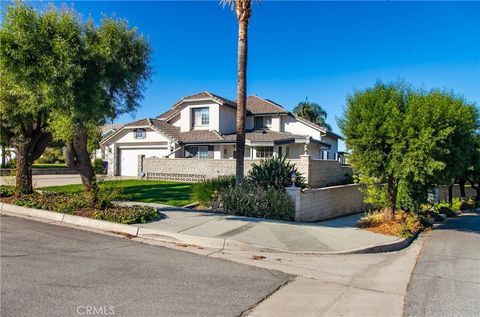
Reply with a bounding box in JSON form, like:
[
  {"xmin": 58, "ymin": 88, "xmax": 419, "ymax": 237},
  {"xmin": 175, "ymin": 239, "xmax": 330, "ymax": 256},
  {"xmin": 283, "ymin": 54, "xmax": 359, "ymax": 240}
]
[
  {"xmin": 15, "ymin": 143, "xmax": 33, "ymax": 195},
  {"xmin": 458, "ymin": 179, "xmax": 466, "ymax": 199},
  {"xmin": 66, "ymin": 125, "xmax": 97, "ymax": 206},
  {"xmin": 385, "ymin": 175, "xmax": 397, "ymax": 221},
  {"xmin": 235, "ymin": 18, "xmax": 249, "ymax": 186},
  {"xmin": 1, "ymin": 142, "xmax": 6, "ymax": 168},
  {"xmin": 448, "ymin": 185, "xmax": 453, "ymax": 205},
  {"xmin": 13, "ymin": 132, "xmax": 51, "ymax": 195}
]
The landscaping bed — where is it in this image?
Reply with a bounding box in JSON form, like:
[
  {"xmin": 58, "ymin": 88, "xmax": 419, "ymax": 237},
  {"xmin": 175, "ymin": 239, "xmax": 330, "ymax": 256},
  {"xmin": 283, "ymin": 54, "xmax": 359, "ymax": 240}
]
[
  {"xmin": 0, "ymin": 185, "xmax": 160, "ymax": 224},
  {"xmin": 357, "ymin": 198, "xmax": 475, "ymax": 238}
]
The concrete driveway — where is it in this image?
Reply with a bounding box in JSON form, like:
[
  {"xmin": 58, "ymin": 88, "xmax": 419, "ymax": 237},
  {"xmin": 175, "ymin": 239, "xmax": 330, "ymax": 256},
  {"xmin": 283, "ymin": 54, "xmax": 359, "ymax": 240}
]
[
  {"xmin": 1, "ymin": 215, "xmax": 289, "ymax": 317},
  {"xmin": 0, "ymin": 174, "xmax": 82, "ymax": 188}
]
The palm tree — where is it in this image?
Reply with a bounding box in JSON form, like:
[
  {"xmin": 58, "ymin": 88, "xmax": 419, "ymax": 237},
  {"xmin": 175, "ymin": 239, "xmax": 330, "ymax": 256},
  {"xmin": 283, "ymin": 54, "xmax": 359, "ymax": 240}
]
[
  {"xmin": 293, "ymin": 100, "xmax": 331, "ymax": 131},
  {"xmin": 221, "ymin": 0, "xmax": 252, "ymax": 186}
]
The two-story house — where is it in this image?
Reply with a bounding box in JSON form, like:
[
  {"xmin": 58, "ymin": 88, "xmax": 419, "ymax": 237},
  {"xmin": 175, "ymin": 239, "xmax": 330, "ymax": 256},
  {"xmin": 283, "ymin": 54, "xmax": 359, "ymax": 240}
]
[{"xmin": 100, "ymin": 92, "xmax": 341, "ymax": 176}]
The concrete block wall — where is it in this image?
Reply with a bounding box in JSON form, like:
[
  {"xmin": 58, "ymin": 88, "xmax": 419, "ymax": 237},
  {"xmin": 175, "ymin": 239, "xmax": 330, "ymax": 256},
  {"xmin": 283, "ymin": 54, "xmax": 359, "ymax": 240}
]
[
  {"xmin": 290, "ymin": 184, "xmax": 366, "ymax": 222},
  {"xmin": 296, "ymin": 155, "xmax": 352, "ymax": 188},
  {"xmin": 438, "ymin": 185, "xmax": 477, "ymax": 201},
  {"xmin": 142, "ymin": 158, "xmax": 266, "ymax": 181}
]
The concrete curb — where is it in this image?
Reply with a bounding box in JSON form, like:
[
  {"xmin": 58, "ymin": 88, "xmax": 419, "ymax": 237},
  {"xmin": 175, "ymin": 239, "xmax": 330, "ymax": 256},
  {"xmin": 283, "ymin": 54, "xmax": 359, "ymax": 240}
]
[{"xmin": 1, "ymin": 202, "xmax": 416, "ymax": 254}]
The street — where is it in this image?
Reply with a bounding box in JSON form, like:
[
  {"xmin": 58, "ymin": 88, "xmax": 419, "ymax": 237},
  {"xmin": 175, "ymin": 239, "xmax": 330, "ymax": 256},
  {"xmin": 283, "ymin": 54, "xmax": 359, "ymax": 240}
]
[
  {"xmin": 405, "ymin": 210, "xmax": 480, "ymax": 317},
  {"xmin": 0, "ymin": 215, "xmax": 289, "ymax": 317}
]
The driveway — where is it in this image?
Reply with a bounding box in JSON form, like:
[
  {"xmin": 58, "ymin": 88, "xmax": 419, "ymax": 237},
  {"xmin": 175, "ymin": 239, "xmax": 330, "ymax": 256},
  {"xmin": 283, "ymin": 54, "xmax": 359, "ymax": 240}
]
[
  {"xmin": 0, "ymin": 174, "xmax": 82, "ymax": 188},
  {"xmin": 405, "ymin": 210, "xmax": 480, "ymax": 317},
  {"xmin": 1, "ymin": 215, "xmax": 289, "ymax": 317}
]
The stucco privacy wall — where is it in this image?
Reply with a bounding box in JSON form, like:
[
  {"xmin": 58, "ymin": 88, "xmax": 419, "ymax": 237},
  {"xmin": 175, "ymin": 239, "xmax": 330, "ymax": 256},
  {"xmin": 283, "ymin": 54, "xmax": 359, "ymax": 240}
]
[{"xmin": 288, "ymin": 184, "xmax": 366, "ymax": 222}]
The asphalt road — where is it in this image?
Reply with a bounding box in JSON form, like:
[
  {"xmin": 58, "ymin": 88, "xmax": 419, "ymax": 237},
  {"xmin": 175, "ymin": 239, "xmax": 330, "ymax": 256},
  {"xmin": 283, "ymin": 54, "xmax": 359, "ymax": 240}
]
[
  {"xmin": 405, "ymin": 209, "xmax": 480, "ymax": 317},
  {"xmin": 0, "ymin": 215, "xmax": 289, "ymax": 317}
]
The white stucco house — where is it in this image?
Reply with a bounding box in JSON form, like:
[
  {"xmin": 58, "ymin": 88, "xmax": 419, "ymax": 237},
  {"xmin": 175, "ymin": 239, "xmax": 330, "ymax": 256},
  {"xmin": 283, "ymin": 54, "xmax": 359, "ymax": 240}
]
[{"xmin": 99, "ymin": 92, "xmax": 342, "ymax": 176}]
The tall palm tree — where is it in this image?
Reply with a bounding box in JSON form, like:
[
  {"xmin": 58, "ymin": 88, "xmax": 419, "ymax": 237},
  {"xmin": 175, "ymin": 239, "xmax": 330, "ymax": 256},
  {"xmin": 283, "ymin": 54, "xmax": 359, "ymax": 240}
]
[
  {"xmin": 221, "ymin": 0, "xmax": 252, "ymax": 186},
  {"xmin": 293, "ymin": 100, "xmax": 331, "ymax": 131}
]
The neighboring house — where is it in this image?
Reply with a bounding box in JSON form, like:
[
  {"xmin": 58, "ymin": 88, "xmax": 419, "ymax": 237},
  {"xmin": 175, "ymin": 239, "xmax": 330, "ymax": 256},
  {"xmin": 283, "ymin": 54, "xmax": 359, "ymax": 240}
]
[
  {"xmin": 95, "ymin": 123, "xmax": 124, "ymax": 160},
  {"xmin": 100, "ymin": 92, "xmax": 342, "ymax": 176}
]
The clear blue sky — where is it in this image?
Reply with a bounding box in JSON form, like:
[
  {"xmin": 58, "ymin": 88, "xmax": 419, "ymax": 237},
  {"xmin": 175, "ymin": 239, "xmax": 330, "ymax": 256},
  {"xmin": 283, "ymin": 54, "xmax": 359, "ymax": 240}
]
[{"xmin": 4, "ymin": 1, "xmax": 480, "ymax": 150}]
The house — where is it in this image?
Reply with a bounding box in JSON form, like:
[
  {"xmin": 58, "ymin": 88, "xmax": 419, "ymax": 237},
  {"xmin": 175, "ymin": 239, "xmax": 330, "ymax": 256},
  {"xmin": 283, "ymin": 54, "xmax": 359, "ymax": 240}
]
[{"xmin": 100, "ymin": 92, "xmax": 342, "ymax": 176}]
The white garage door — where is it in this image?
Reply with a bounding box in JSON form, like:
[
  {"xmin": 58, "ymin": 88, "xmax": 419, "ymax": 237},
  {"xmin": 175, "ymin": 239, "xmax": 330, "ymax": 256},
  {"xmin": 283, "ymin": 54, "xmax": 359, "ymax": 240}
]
[{"xmin": 119, "ymin": 148, "xmax": 169, "ymax": 176}]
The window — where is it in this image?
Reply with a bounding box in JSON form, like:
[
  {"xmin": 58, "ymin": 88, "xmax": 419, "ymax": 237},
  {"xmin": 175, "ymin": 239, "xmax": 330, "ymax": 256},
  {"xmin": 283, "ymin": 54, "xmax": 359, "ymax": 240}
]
[
  {"xmin": 285, "ymin": 146, "xmax": 289, "ymax": 158},
  {"xmin": 134, "ymin": 129, "xmax": 146, "ymax": 139},
  {"xmin": 256, "ymin": 146, "xmax": 273, "ymax": 158},
  {"xmin": 254, "ymin": 116, "xmax": 272, "ymax": 129},
  {"xmin": 192, "ymin": 107, "xmax": 209, "ymax": 127},
  {"xmin": 320, "ymin": 150, "xmax": 329, "ymax": 160},
  {"xmin": 278, "ymin": 146, "xmax": 283, "ymax": 157},
  {"xmin": 185, "ymin": 146, "xmax": 211, "ymax": 159}
]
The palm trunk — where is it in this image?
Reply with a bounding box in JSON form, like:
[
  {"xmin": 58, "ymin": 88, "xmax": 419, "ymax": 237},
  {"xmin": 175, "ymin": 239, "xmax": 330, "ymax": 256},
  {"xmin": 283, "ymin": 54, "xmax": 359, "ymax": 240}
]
[
  {"xmin": 385, "ymin": 175, "xmax": 397, "ymax": 221},
  {"xmin": 65, "ymin": 125, "xmax": 98, "ymax": 206},
  {"xmin": 235, "ymin": 18, "xmax": 248, "ymax": 186}
]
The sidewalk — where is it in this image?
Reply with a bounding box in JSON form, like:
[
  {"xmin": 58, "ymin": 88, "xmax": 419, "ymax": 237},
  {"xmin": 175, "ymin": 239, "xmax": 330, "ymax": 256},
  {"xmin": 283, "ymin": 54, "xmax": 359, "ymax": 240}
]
[{"xmin": 124, "ymin": 202, "xmax": 400, "ymax": 253}]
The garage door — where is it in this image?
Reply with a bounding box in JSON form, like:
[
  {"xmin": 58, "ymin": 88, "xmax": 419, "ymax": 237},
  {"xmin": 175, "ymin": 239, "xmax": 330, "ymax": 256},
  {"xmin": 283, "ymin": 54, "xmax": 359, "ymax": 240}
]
[{"xmin": 119, "ymin": 148, "xmax": 169, "ymax": 176}]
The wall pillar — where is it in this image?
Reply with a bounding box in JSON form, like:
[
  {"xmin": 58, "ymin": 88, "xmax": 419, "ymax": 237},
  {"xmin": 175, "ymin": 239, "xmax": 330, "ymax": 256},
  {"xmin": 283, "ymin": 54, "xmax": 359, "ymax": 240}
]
[
  {"xmin": 299, "ymin": 154, "xmax": 311, "ymax": 187},
  {"xmin": 285, "ymin": 186, "xmax": 301, "ymax": 215},
  {"xmin": 138, "ymin": 155, "xmax": 145, "ymax": 178}
]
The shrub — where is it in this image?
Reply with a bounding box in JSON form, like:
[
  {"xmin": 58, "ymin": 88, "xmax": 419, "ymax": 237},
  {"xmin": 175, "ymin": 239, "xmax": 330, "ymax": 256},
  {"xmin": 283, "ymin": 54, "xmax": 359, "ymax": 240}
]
[
  {"xmin": 358, "ymin": 210, "xmax": 425, "ymax": 238},
  {"xmin": 219, "ymin": 184, "xmax": 294, "ymax": 221},
  {"xmin": 0, "ymin": 185, "xmax": 15, "ymax": 197},
  {"xmin": 13, "ymin": 192, "xmax": 87, "ymax": 214},
  {"xmin": 93, "ymin": 159, "xmax": 107, "ymax": 175},
  {"xmin": 438, "ymin": 206, "xmax": 457, "ymax": 217},
  {"xmin": 94, "ymin": 205, "xmax": 160, "ymax": 224},
  {"xmin": 192, "ymin": 176, "xmax": 235, "ymax": 207},
  {"xmin": 6, "ymin": 158, "xmax": 15, "ymax": 169},
  {"xmin": 95, "ymin": 180, "xmax": 129, "ymax": 209},
  {"xmin": 248, "ymin": 156, "xmax": 306, "ymax": 190},
  {"xmin": 450, "ymin": 198, "xmax": 462, "ymax": 212}
]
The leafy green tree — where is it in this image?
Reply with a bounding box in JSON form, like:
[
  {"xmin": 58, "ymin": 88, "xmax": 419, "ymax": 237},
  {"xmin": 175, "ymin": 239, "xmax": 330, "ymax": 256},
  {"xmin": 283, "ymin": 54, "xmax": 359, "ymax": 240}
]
[
  {"xmin": 0, "ymin": 3, "xmax": 81, "ymax": 194},
  {"xmin": 465, "ymin": 135, "xmax": 480, "ymax": 200},
  {"xmin": 51, "ymin": 16, "xmax": 151, "ymax": 205},
  {"xmin": 293, "ymin": 100, "xmax": 331, "ymax": 131},
  {"xmin": 338, "ymin": 82, "xmax": 408, "ymax": 220}
]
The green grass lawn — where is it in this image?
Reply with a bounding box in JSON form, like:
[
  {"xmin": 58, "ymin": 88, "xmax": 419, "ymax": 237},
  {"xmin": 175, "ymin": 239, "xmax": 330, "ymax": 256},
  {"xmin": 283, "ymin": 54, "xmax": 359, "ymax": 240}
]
[
  {"xmin": 41, "ymin": 179, "xmax": 194, "ymax": 207},
  {"xmin": 32, "ymin": 163, "xmax": 68, "ymax": 168}
]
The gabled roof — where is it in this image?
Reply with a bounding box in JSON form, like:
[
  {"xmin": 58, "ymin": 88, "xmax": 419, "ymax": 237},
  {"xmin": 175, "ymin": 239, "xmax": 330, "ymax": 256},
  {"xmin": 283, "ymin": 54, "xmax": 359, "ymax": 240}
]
[
  {"xmin": 246, "ymin": 96, "xmax": 289, "ymax": 114},
  {"xmin": 293, "ymin": 115, "xmax": 343, "ymax": 140},
  {"xmin": 100, "ymin": 118, "xmax": 181, "ymax": 145},
  {"xmin": 158, "ymin": 91, "xmax": 237, "ymax": 121}
]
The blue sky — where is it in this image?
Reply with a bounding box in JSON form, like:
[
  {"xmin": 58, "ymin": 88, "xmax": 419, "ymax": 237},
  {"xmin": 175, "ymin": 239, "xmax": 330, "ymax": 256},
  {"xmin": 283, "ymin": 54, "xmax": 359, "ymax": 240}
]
[{"xmin": 3, "ymin": 1, "xmax": 480, "ymax": 150}]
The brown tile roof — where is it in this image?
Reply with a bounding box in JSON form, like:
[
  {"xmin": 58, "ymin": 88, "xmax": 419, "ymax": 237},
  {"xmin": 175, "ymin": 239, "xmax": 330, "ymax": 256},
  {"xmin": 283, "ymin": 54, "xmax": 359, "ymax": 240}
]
[
  {"xmin": 150, "ymin": 119, "xmax": 181, "ymax": 141},
  {"xmin": 124, "ymin": 118, "xmax": 151, "ymax": 127},
  {"xmin": 157, "ymin": 108, "xmax": 179, "ymax": 120},
  {"xmin": 246, "ymin": 96, "xmax": 289, "ymax": 114},
  {"xmin": 179, "ymin": 130, "xmax": 224, "ymax": 143},
  {"xmin": 100, "ymin": 123, "xmax": 123, "ymax": 135},
  {"xmin": 223, "ymin": 130, "xmax": 306, "ymax": 143}
]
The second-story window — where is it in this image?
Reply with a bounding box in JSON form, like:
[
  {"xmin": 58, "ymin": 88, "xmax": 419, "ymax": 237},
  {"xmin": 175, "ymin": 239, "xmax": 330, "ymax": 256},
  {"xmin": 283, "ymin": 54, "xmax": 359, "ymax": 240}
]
[
  {"xmin": 134, "ymin": 128, "xmax": 146, "ymax": 139},
  {"xmin": 254, "ymin": 116, "xmax": 272, "ymax": 129},
  {"xmin": 192, "ymin": 107, "xmax": 209, "ymax": 127}
]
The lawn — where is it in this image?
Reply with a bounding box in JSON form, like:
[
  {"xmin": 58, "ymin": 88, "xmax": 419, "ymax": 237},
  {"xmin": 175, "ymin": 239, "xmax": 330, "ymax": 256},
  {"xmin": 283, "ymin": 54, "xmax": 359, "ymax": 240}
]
[
  {"xmin": 32, "ymin": 163, "xmax": 68, "ymax": 168},
  {"xmin": 41, "ymin": 179, "xmax": 194, "ymax": 207}
]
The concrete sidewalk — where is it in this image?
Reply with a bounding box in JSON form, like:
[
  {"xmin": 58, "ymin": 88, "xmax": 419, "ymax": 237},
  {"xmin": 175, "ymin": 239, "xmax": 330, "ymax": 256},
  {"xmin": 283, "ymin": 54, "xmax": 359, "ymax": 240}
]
[
  {"xmin": 0, "ymin": 174, "xmax": 82, "ymax": 188},
  {"xmin": 127, "ymin": 202, "xmax": 400, "ymax": 253}
]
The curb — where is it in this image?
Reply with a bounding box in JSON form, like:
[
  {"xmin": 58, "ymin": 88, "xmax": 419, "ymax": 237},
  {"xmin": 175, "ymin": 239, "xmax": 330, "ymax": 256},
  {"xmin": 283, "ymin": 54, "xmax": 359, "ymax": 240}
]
[{"xmin": 0, "ymin": 202, "xmax": 415, "ymax": 255}]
